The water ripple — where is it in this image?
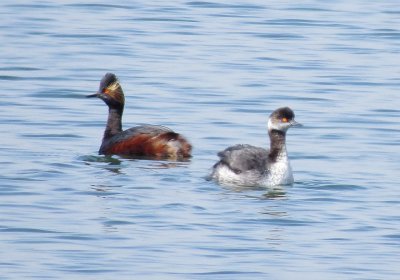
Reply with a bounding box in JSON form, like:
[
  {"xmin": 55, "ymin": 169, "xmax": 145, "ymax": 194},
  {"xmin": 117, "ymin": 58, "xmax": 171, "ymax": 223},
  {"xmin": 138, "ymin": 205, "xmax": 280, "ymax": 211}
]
[{"xmin": 1, "ymin": 0, "xmax": 399, "ymax": 279}]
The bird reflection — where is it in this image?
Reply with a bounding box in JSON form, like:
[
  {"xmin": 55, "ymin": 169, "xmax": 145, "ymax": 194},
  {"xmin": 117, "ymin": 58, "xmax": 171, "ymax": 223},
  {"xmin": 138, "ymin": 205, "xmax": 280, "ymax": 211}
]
[
  {"xmin": 80, "ymin": 154, "xmax": 190, "ymax": 175},
  {"xmin": 262, "ymin": 187, "xmax": 287, "ymax": 200},
  {"xmin": 220, "ymin": 183, "xmax": 287, "ymax": 200}
]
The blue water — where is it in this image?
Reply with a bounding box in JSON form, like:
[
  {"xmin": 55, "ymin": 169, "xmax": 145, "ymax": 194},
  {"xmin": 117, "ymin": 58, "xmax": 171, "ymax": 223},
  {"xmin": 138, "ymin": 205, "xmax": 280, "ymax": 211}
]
[{"xmin": 1, "ymin": 1, "xmax": 399, "ymax": 279}]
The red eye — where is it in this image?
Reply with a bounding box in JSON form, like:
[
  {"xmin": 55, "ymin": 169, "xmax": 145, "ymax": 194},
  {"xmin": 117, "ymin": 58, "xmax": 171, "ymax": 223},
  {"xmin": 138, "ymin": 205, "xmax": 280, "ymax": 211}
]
[{"xmin": 282, "ymin": 117, "xmax": 288, "ymax": 122}]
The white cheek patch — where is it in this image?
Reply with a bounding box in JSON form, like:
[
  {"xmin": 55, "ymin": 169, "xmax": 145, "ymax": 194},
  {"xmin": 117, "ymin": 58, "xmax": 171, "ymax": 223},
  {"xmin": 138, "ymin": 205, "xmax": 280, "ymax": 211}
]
[
  {"xmin": 268, "ymin": 118, "xmax": 283, "ymax": 131},
  {"xmin": 268, "ymin": 118, "xmax": 290, "ymax": 131}
]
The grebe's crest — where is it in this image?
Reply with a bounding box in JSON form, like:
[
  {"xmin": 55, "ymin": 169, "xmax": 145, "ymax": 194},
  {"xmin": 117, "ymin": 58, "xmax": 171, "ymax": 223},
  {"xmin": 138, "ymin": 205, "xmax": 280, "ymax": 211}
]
[{"xmin": 99, "ymin": 73, "xmax": 125, "ymax": 105}]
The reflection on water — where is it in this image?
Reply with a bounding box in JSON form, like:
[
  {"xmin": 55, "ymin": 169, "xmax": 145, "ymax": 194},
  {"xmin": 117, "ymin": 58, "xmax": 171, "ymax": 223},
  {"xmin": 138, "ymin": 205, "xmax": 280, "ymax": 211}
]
[
  {"xmin": 79, "ymin": 155, "xmax": 123, "ymax": 165},
  {"xmin": 221, "ymin": 183, "xmax": 288, "ymax": 200},
  {"xmin": 80, "ymin": 154, "xmax": 191, "ymax": 176},
  {"xmin": 90, "ymin": 184, "xmax": 122, "ymax": 193},
  {"xmin": 137, "ymin": 160, "xmax": 191, "ymax": 170},
  {"xmin": 262, "ymin": 187, "xmax": 287, "ymax": 200}
]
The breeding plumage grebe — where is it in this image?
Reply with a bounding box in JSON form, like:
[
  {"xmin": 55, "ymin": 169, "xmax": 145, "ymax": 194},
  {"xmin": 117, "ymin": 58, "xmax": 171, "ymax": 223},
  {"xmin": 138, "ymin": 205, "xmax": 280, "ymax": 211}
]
[
  {"xmin": 87, "ymin": 73, "xmax": 192, "ymax": 160},
  {"xmin": 210, "ymin": 107, "xmax": 301, "ymax": 187}
]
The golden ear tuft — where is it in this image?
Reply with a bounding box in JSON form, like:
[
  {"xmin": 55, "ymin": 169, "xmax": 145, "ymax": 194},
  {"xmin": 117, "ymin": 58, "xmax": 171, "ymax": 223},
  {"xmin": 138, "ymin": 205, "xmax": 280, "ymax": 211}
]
[
  {"xmin": 282, "ymin": 117, "xmax": 288, "ymax": 123},
  {"xmin": 107, "ymin": 81, "xmax": 120, "ymax": 92}
]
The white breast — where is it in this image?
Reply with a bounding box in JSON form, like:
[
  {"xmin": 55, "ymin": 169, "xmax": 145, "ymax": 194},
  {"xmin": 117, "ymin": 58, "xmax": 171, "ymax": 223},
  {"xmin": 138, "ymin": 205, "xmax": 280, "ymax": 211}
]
[{"xmin": 264, "ymin": 153, "xmax": 294, "ymax": 186}]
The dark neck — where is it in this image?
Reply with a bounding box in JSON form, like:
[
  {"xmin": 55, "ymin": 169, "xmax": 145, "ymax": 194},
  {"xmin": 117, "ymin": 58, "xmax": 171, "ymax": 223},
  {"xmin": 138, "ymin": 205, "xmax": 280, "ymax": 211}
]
[
  {"xmin": 268, "ymin": 129, "xmax": 287, "ymax": 162},
  {"xmin": 103, "ymin": 107, "xmax": 123, "ymax": 140}
]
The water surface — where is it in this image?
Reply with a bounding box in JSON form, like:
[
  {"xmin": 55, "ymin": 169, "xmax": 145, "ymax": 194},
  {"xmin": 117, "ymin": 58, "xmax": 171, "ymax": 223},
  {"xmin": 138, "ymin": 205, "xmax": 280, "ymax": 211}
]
[{"xmin": 1, "ymin": 1, "xmax": 399, "ymax": 279}]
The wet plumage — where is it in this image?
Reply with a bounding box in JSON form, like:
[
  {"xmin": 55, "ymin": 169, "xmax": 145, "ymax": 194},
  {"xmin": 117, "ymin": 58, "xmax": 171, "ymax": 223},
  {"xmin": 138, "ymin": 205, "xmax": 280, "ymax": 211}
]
[{"xmin": 87, "ymin": 73, "xmax": 192, "ymax": 160}]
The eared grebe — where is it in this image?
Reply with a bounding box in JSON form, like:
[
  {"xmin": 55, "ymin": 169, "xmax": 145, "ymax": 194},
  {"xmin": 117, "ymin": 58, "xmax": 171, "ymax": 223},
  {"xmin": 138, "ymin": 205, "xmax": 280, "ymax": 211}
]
[
  {"xmin": 87, "ymin": 73, "xmax": 192, "ymax": 160},
  {"xmin": 210, "ymin": 107, "xmax": 301, "ymax": 187}
]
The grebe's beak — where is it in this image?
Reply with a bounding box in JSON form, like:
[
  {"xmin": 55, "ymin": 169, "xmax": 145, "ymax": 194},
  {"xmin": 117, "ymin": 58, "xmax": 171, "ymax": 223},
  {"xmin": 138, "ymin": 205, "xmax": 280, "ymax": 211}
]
[
  {"xmin": 290, "ymin": 120, "xmax": 303, "ymax": 127},
  {"xmin": 86, "ymin": 92, "xmax": 99, "ymax": 98}
]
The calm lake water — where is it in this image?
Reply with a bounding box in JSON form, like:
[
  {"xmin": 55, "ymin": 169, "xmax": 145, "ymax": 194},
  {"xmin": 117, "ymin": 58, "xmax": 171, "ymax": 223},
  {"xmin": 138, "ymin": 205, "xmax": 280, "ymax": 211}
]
[{"xmin": 1, "ymin": 1, "xmax": 399, "ymax": 279}]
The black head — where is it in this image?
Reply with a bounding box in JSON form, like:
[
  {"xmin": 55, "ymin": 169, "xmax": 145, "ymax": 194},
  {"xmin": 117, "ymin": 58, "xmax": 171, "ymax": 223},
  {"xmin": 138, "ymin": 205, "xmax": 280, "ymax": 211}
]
[
  {"xmin": 87, "ymin": 73, "xmax": 125, "ymax": 110},
  {"xmin": 268, "ymin": 107, "xmax": 301, "ymax": 132}
]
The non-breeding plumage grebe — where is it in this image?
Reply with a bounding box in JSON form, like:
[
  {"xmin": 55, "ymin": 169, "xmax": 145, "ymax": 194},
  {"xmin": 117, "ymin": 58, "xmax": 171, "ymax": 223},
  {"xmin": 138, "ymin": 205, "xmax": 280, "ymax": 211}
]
[
  {"xmin": 210, "ymin": 107, "xmax": 301, "ymax": 187},
  {"xmin": 87, "ymin": 73, "xmax": 192, "ymax": 160}
]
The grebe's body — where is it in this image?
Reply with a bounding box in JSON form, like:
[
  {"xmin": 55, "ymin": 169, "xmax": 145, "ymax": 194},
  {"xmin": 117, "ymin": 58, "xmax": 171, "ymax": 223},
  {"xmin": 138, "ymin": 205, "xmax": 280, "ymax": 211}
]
[
  {"xmin": 210, "ymin": 107, "xmax": 301, "ymax": 187},
  {"xmin": 87, "ymin": 73, "xmax": 191, "ymax": 160}
]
